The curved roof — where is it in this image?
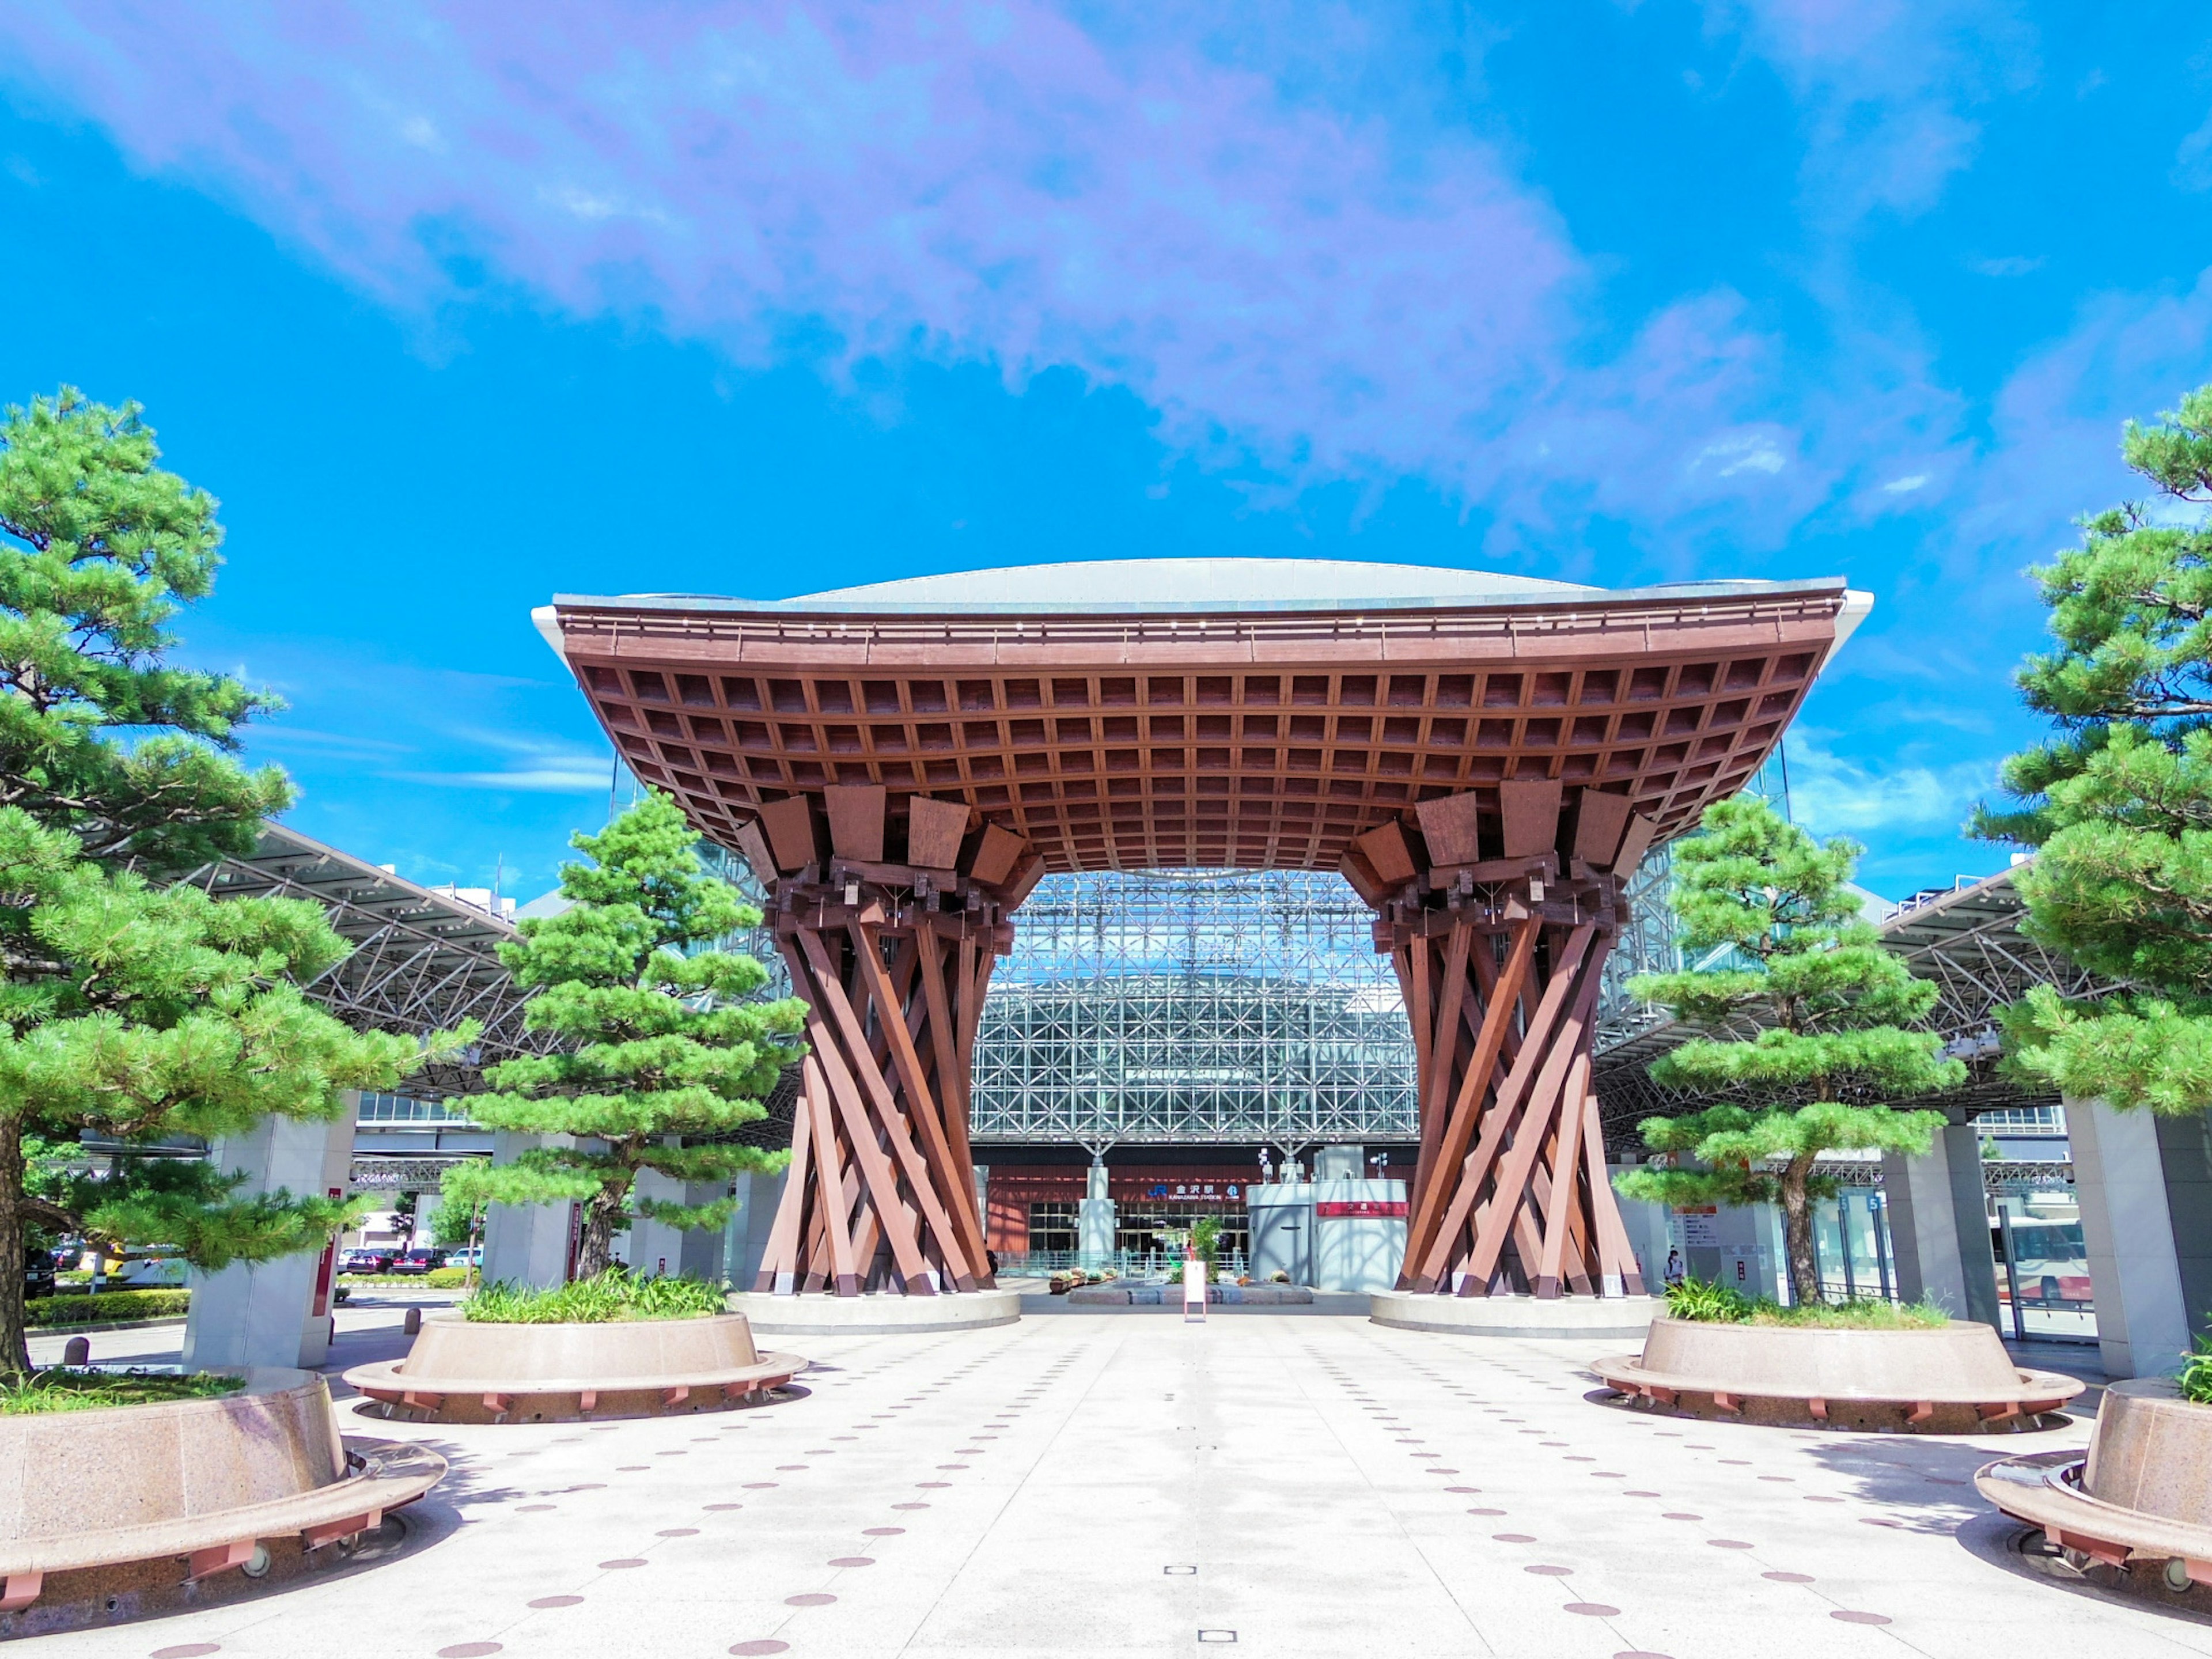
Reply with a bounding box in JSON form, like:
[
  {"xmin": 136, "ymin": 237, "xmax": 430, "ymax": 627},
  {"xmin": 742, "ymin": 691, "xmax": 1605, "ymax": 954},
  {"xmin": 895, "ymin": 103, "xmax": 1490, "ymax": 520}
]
[{"xmin": 786, "ymin": 558, "xmax": 1599, "ymax": 608}]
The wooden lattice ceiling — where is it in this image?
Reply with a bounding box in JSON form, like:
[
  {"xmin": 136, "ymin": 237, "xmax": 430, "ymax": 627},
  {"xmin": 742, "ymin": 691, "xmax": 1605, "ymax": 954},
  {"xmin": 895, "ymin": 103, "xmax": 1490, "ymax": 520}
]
[{"xmin": 544, "ymin": 577, "xmax": 1857, "ymax": 875}]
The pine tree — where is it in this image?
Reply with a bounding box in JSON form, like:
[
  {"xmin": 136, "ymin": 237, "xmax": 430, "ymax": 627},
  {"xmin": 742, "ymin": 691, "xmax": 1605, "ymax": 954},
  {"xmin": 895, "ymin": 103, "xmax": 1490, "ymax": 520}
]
[
  {"xmin": 1975, "ymin": 385, "xmax": 2212, "ymax": 1112},
  {"xmin": 446, "ymin": 793, "xmax": 806, "ymax": 1282},
  {"xmin": 1613, "ymin": 799, "xmax": 1964, "ymax": 1307},
  {"xmin": 0, "ymin": 388, "xmax": 289, "ymax": 869},
  {"xmin": 0, "ymin": 388, "xmax": 440, "ymax": 1370}
]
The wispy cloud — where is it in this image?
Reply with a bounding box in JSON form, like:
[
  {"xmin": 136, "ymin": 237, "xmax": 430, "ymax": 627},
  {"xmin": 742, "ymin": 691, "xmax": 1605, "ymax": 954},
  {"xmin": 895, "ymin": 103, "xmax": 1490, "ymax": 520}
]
[
  {"xmin": 0, "ymin": 1, "xmax": 1909, "ymax": 549},
  {"xmin": 1785, "ymin": 734, "xmax": 1998, "ymax": 839},
  {"xmin": 1704, "ymin": 0, "xmax": 2037, "ymax": 222}
]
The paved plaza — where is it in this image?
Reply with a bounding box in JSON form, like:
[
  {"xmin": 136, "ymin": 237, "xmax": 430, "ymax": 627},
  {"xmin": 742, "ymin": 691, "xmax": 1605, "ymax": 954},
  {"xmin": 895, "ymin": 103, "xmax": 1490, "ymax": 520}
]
[{"xmin": 26, "ymin": 1301, "xmax": 2209, "ymax": 1658}]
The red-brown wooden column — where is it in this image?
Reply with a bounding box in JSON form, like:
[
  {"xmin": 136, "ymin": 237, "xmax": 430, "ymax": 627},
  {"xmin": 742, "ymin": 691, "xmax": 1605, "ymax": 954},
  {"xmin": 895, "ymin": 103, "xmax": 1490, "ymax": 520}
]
[
  {"xmin": 1340, "ymin": 783, "xmax": 1655, "ymax": 1301},
  {"xmin": 745, "ymin": 787, "xmax": 1038, "ymax": 1297}
]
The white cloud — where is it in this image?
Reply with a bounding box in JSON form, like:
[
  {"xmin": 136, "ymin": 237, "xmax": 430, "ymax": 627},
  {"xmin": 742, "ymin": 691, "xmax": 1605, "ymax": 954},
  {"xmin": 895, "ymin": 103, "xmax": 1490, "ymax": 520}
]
[
  {"xmin": 401, "ymin": 764, "xmax": 611, "ymax": 793},
  {"xmin": 1692, "ymin": 430, "xmax": 1789, "ymax": 479},
  {"xmin": 1881, "ymin": 473, "xmax": 1929, "ymax": 493},
  {"xmin": 1783, "ymin": 738, "xmax": 1997, "ymax": 838}
]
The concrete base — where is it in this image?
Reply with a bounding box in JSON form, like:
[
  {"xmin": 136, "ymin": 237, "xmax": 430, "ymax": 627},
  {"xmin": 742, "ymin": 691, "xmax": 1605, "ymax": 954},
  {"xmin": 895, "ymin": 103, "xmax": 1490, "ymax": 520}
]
[
  {"xmin": 1369, "ymin": 1290, "xmax": 1661, "ymax": 1339},
  {"xmin": 0, "ymin": 1367, "xmax": 445, "ymax": 1630},
  {"xmin": 726, "ymin": 1288, "xmax": 1022, "ymax": 1336}
]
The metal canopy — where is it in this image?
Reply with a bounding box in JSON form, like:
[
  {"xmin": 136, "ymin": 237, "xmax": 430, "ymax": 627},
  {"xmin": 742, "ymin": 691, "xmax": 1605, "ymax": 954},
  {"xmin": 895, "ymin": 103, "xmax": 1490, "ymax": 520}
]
[
  {"xmin": 1592, "ymin": 859, "xmax": 2123, "ymax": 1131},
  {"xmin": 183, "ymin": 823, "xmax": 554, "ymax": 1096}
]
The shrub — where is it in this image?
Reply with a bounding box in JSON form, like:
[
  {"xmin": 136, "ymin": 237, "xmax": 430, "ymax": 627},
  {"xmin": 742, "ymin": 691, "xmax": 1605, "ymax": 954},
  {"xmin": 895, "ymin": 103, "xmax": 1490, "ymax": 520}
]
[
  {"xmin": 459, "ymin": 1267, "xmax": 723, "ymax": 1324},
  {"xmin": 1661, "ymin": 1274, "xmax": 1945, "ymax": 1330},
  {"xmin": 0, "ymin": 1367, "xmax": 241, "ymax": 1415},
  {"xmin": 2179, "ymin": 1336, "xmax": 2212, "ymax": 1405},
  {"xmin": 1663, "ymin": 1275, "xmax": 1756, "ymax": 1324},
  {"xmin": 25, "ymin": 1289, "xmax": 191, "ymax": 1327},
  {"xmin": 424, "ymin": 1267, "xmax": 471, "ymax": 1288}
]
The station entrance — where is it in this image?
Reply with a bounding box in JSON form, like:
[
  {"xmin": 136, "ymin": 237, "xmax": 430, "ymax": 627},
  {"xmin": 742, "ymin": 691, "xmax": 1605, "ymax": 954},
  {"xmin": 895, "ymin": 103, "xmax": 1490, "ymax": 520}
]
[{"xmin": 537, "ymin": 558, "xmax": 1864, "ymax": 1308}]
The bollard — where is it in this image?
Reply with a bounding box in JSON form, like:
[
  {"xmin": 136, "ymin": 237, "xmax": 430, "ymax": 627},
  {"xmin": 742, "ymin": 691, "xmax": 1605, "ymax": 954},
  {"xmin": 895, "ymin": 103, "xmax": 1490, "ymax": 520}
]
[
  {"xmin": 404, "ymin": 1306, "xmax": 422, "ymax": 1335},
  {"xmin": 62, "ymin": 1335, "xmax": 90, "ymax": 1366}
]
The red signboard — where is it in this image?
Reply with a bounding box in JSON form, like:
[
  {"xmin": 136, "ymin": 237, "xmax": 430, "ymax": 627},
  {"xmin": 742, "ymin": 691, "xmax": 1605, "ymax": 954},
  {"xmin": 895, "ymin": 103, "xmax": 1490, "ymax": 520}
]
[{"xmin": 1316, "ymin": 1200, "xmax": 1407, "ymax": 1218}]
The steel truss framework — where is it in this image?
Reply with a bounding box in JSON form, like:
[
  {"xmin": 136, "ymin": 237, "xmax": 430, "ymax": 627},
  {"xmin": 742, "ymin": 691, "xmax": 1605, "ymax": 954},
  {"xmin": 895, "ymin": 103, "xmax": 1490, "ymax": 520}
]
[
  {"xmin": 968, "ymin": 869, "xmax": 1415, "ymax": 1147},
  {"xmin": 1592, "ymin": 861, "xmax": 2126, "ymax": 1135},
  {"xmin": 185, "ymin": 823, "xmax": 555, "ymax": 1096}
]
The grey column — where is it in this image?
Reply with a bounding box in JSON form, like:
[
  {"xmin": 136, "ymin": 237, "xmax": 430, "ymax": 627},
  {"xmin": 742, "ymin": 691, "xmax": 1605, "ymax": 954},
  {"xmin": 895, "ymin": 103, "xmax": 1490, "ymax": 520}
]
[
  {"xmin": 1077, "ymin": 1156, "xmax": 1116, "ymax": 1267},
  {"xmin": 481, "ymin": 1131, "xmax": 575, "ymax": 1288},
  {"xmin": 181, "ymin": 1092, "xmax": 359, "ymax": 1371},
  {"xmin": 623, "ymin": 1169, "xmax": 728, "ymax": 1281},
  {"xmin": 723, "ymin": 1169, "xmax": 789, "ymax": 1289},
  {"xmin": 2068, "ymin": 1096, "xmax": 2212, "ymax": 1378},
  {"xmin": 1880, "ymin": 1117, "xmax": 2000, "ymax": 1328}
]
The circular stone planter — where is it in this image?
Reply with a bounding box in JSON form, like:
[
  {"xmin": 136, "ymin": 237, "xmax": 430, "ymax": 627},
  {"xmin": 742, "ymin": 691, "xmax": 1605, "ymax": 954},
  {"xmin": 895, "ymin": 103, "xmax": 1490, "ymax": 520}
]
[
  {"xmin": 1592, "ymin": 1315, "xmax": 2083, "ymax": 1432},
  {"xmin": 0, "ymin": 1366, "xmax": 444, "ymax": 1636},
  {"xmin": 725, "ymin": 1288, "xmax": 1021, "ymax": 1336},
  {"xmin": 1370, "ymin": 1291, "xmax": 1660, "ymax": 1340},
  {"xmin": 343, "ymin": 1311, "xmax": 805, "ymax": 1424},
  {"xmin": 1979, "ymin": 1379, "xmax": 2212, "ymax": 1581}
]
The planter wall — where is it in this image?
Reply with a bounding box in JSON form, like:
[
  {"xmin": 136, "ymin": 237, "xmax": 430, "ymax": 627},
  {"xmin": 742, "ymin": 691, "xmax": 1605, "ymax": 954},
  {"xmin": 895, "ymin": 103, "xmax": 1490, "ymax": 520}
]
[
  {"xmin": 1979, "ymin": 1380, "xmax": 2212, "ymax": 1582},
  {"xmin": 1594, "ymin": 1316, "xmax": 2082, "ymax": 1432},
  {"xmin": 344, "ymin": 1312, "xmax": 805, "ymax": 1423},
  {"xmin": 0, "ymin": 1368, "xmax": 445, "ymax": 1635}
]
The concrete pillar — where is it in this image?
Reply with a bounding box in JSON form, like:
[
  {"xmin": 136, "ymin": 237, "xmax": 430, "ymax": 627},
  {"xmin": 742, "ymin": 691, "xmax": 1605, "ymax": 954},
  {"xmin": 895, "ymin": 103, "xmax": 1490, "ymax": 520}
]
[
  {"xmin": 1609, "ymin": 1167, "xmax": 1673, "ymax": 1290},
  {"xmin": 1881, "ymin": 1119, "xmax": 2000, "ymax": 1328},
  {"xmin": 723, "ymin": 1169, "xmax": 788, "ymax": 1289},
  {"xmin": 2068, "ymin": 1096, "xmax": 2212, "ymax": 1378},
  {"xmin": 481, "ymin": 1131, "xmax": 575, "ymax": 1288},
  {"xmin": 1077, "ymin": 1157, "xmax": 1116, "ymax": 1267},
  {"xmin": 181, "ymin": 1093, "xmax": 358, "ymax": 1372},
  {"xmin": 619, "ymin": 1169, "xmax": 726, "ymax": 1281}
]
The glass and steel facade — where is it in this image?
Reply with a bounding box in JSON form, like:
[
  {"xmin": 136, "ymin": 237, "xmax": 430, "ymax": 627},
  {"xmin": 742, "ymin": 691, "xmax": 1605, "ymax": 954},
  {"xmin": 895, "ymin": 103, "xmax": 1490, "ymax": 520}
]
[{"xmin": 968, "ymin": 868, "xmax": 1416, "ymax": 1148}]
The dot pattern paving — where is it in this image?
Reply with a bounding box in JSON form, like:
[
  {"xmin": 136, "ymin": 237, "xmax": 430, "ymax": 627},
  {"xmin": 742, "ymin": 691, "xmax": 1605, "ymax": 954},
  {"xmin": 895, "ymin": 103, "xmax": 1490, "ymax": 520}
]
[{"xmin": 73, "ymin": 1314, "xmax": 2190, "ymax": 1659}]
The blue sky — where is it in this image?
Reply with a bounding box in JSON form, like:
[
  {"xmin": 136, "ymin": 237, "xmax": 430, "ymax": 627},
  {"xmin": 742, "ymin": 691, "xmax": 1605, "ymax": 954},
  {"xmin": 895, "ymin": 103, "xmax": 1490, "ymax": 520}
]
[{"xmin": 1, "ymin": 3, "xmax": 2207, "ymax": 900}]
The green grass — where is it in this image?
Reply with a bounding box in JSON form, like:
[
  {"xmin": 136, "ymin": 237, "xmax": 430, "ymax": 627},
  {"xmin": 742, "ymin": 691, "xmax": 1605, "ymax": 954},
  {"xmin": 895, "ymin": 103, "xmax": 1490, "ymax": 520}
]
[
  {"xmin": 0, "ymin": 1368, "xmax": 243, "ymax": 1415},
  {"xmin": 25, "ymin": 1289, "xmax": 191, "ymax": 1327},
  {"xmin": 459, "ymin": 1268, "xmax": 724, "ymax": 1325},
  {"xmin": 1662, "ymin": 1275, "xmax": 1948, "ymax": 1330}
]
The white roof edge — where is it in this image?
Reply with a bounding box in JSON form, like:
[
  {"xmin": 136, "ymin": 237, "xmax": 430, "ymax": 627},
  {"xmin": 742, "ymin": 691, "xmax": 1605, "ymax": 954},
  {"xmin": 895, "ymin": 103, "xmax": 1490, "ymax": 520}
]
[
  {"xmin": 1829, "ymin": 589, "xmax": 1874, "ymax": 659},
  {"xmin": 550, "ymin": 574, "xmax": 1854, "ymax": 621},
  {"xmin": 531, "ymin": 604, "xmax": 567, "ymax": 662}
]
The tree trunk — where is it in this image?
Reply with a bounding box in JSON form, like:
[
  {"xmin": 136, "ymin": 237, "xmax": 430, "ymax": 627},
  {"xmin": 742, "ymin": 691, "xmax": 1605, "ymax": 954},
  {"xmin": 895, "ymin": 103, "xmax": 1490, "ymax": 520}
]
[
  {"xmin": 1779, "ymin": 1155, "xmax": 1820, "ymax": 1309},
  {"xmin": 572, "ymin": 1185, "xmax": 624, "ymax": 1281},
  {"xmin": 0, "ymin": 1120, "xmax": 29, "ymax": 1374}
]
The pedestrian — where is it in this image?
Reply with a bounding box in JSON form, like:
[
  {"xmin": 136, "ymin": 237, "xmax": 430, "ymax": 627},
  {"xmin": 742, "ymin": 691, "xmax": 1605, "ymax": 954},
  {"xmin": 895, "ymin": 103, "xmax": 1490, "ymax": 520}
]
[{"xmin": 1664, "ymin": 1247, "xmax": 1684, "ymax": 1287}]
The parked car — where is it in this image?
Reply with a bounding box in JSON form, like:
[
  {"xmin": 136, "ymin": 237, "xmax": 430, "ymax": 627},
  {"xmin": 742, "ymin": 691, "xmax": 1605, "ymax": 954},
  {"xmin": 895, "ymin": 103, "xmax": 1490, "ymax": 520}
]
[
  {"xmin": 445, "ymin": 1246, "xmax": 483, "ymax": 1272},
  {"xmin": 24, "ymin": 1247, "xmax": 55, "ymax": 1301},
  {"xmin": 341, "ymin": 1248, "xmax": 397, "ymax": 1275},
  {"xmin": 390, "ymin": 1248, "xmax": 449, "ymax": 1275}
]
